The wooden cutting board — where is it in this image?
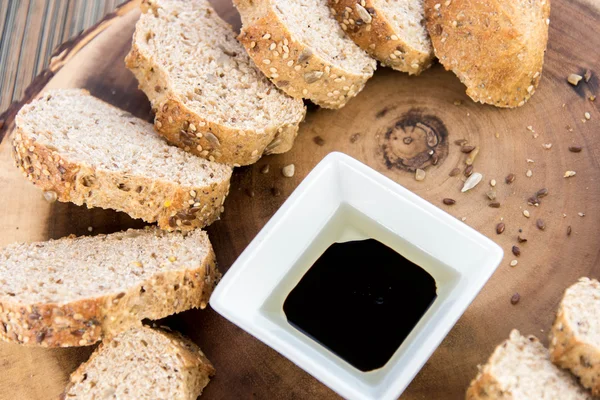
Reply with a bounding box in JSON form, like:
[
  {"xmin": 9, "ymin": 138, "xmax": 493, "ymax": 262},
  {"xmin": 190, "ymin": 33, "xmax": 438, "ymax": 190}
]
[{"xmin": 0, "ymin": 1, "xmax": 598, "ymax": 398}]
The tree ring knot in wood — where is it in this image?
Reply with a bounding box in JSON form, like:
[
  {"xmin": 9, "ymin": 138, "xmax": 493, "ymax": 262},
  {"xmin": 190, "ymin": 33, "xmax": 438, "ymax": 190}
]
[{"xmin": 380, "ymin": 108, "xmax": 449, "ymax": 172}]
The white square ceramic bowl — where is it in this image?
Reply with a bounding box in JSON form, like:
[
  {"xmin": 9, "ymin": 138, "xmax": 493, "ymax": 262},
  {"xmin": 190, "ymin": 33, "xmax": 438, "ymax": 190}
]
[{"xmin": 210, "ymin": 152, "xmax": 503, "ymax": 400}]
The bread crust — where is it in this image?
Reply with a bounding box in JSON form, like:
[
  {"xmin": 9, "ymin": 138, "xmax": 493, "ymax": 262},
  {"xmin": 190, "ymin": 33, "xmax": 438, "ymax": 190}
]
[
  {"xmin": 0, "ymin": 241, "xmax": 220, "ymax": 348},
  {"xmin": 234, "ymin": 0, "xmax": 376, "ymax": 109},
  {"xmin": 12, "ymin": 125, "xmax": 230, "ymax": 232},
  {"xmin": 549, "ymin": 278, "xmax": 600, "ymax": 396},
  {"xmin": 125, "ymin": 0, "xmax": 306, "ymax": 166},
  {"xmin": 424, "ymin": 0, "xmax": 550, "ymax": 108},
  {"xmin": 64, "ymin": 325, "xmax": 215, "ymax": 399},
  {"xmin": 329, "ymin": 0, "xmax": 433, "ymax": 75}
]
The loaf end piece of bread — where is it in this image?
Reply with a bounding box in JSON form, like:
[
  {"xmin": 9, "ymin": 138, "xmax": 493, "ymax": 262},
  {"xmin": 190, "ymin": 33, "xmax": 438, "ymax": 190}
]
[
  {"xmin": 13, "ymin": 89, "xmax": 232, "ymax": 232},
  {"xmin": 466, "ymin": 330, "xmax": 594, "ymax": 400},
  {"xmin": 0, "ymin": 227, "xmax": 220, "ymax": 347},
  {"xmin": 234, "ymin": 0, "xmax": 377, "ymax": 109},
  {"xmin": 424, "ymin": 0, "xmax": 550, "ymax": 108},
  {"xmin": 64, "ymin": 325, "xmax": 215, "ymax": 399},
  {"xmin": 329, "ymin": 0, "xmax": 434, "ymax": 75},
  {"xmin": 550, "ymin": 277, "xmax": 600, "ymax": 396},
  {"xmin": 125, "ymin": 0, "xmax": 306, "ymax": 166}
]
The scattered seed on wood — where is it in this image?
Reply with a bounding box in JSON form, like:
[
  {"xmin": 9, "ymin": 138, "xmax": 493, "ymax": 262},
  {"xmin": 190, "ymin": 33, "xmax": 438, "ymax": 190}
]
[
  {"xmin": 313, "ymin": 136, "xmax": 325, "ymax": 146},
  {"xmin": 464, "ymin": 165, "xmax": 474, "ymax": 177},
  {"xmin": 505, "ymin": 173, "xmax": 516, "ymax": 184},
  {"xmin": 523, "ymin": 210, "xmax": 530, "ymax": 218},
  {"xmin": 489, "ymin": 201, "xmax": 501, "ymax": 208},
  {"xmin": 461, "ymin": 172, "xmax": 483, "ymax": 192},
  {"xmin": 486, "ymin": 190, "xmax": 497, "ymax": 200},
  {"xmin": 511, "ymin": 293, "xmax": 520, "ymax": 304},
  {"xmin": 350, "ymin": 133, "xmax": 361, "ymax": 143},
  {"xmin": 449, "ymin": 168, "xmax": 460, "ymax": 177},
  {"xmin": 536, "ymin": 188, "xmax": 549, "ymax": 198},
  {"xmin": 567, "ymin": 226, "xmax": 572, "ymax": 236},
  {"xmin": 431, "ymin": 154, "xmax": 439, "ymax": 165},
  {"xmin": 403, "ymin": 137, "xmax": 413, "ymax": 144},
  {"xmin": 510, "ymin": 260, "xmax": 518, "ymax": 267},
  {"xmin": 282, "ymin": 164, "xmax": 295, "ymax": 177},
  {"xmin": 490, "ymin": 179, "xmax": 496, "ymax": 187},
  {"xmin": 585, "ymin": 112, "xmax": 591, "ymax": 120},
  {"xmin": 245, "ymin": 189, "xmax": 255, "ymax": 198},
  {"xmin": 542, "ymin": 143, "xmax": 553, "ymax": 150},
  {"xmin": 461, "ymin": 145, "xmax": 475, "ymax": 153},
  {"xmin": 536, "ymin": 219, "xmax": 546, "ymax": 230},
  {"xmin": 568, "ymin": 73, "xmax": 583, "ymax": 85},
  {"xmin": 465, "ymin": 146, "xmax": 479, "ymax": 165},
  {"xmin": 518, "ymin": 236, "xmax": 527, "ymax": 243},
  {"xmin": 260, "ymin": 164, "xmax": 270, "ymax": 174},
  {"xmin": 578, "ymin": 212, "xmax": 586, "ymax": 217},
  {"xmin": 415, "ymin": 169, "xmax": 426, "ymax": 181},
  {"xmin": 512, "ymin": 246, "xmax": 521, "ymax": 257},
  {"xmin": 496, "ymin": 222, "xmax": 505, "ymax": 234},
  {"xmin": 564, "ymin": 171, "xmax": 576, "ymax": 178},
  {"xmin": 591, "ymin": 95, "xmax": 597, "ymax": 101},
  {"xmin": 454, "ymin": 139, "xmax": 468, "ymax": 146},
  {"xmin": 526, "ymin": 170, "xmax": 533, "ymax": 178},
  {"xmin": 528, "ymin": 197, "xmax": 540, "ymax": 206},
  {"xmin": 271, "ymin": 187, "xmax": 281, "ymax": 197},
  {"xmin": 584, "ymin": 69, "xmax": 592, "ymax": 82},
  {"xmin": 443, "ymin": 198, "xmax": 456, "ymax": 205},
  {"xmin": 568, "ymin": 146, "xmax": 582, "ymax": 153}
]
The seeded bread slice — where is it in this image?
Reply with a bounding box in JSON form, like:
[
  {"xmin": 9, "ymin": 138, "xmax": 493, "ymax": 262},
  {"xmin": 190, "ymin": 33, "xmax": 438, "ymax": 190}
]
[
  {"xmin": 424, "ymin": 0, "xmax": 550, "ymax": 108},
  {"xmin": 64, "ymin": 325, "xmax": 215, "ymax": 399},
  {"xmin": 0, "ymin": 227, "xmax": 220, "ymax": 347},
  {"xmin": 234, "ymin": 0, "xmax": 377, "ymax": 109},
  {"xmin": 466, "ymin": 330, "xmax": 594, "ymax": 400},
  {"xmin": 329, "ymin": 0, "xmax": 434, "ymax": 75},
  {"xmin": 13, "ymin": 89, "xmax": 232, "ymax": 232},
  {"xmin": 550, "ymin": 278, "xmax": 600, "ymax": 396},
  {"xmin": 125, "ymin": 0, "xmax": 306, "ymax": 166}
]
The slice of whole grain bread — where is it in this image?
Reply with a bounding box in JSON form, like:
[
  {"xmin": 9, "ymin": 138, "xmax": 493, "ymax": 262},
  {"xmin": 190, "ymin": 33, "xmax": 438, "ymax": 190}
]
[
  {"xmin": 466, "ymin": 330, "xmax": 594, "ymax": 400},
  {"xmin": 329, "ymin": 0, "xmax": 434, "ymax": 74},
  {"xmin": 13, "ymin": 89, "xmax": 232, "ymax": 232},
  {"xmin": 550, "ymin": 277, "xmax": 600, "ymax": 396},
  {"xmin": 126, "ymin": 0, "xmax": 306, "ymax": 166},
  {"xmin": 234, "ymin": 0, "xmax": 377, "ymax": 109},
  {"xmin": 0, "ymin": 227, "xmax": 219, "ymax": 347},
  {"xmin": 64, "ymin": 325, "xmax": 215, "ymax": 399}
]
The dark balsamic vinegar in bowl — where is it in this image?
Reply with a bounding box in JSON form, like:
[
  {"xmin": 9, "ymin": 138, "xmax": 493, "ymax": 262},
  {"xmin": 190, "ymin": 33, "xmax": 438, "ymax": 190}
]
[{"xmin": 283, "ymin": 239, "xmax": 437, "ymax": 372}]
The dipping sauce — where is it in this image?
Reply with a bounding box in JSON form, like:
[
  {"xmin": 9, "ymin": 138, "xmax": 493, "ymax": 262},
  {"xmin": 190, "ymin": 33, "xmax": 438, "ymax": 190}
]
[{"xmin": 283, "ymin": 239, "xmax": 437, "ymax": 372}]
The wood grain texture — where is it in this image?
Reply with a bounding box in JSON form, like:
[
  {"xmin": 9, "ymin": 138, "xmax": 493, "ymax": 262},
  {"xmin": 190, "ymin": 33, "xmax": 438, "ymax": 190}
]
[
  {"xmin": 0, "ymin": 0, "xmax": 599, "ymax": 399},
  {"xmin": 0, "ymin": 0, "xmax": 125, "ymax": 113}
]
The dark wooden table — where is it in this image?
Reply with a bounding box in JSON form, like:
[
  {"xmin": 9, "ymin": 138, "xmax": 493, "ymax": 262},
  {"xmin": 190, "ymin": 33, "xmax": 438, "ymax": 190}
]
[{"xmin": 0, "ymin": 0, "xmax": 124, "ymax": 113}]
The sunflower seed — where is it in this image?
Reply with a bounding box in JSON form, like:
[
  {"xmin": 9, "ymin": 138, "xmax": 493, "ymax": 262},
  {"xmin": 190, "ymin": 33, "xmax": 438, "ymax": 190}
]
[
  {"xmin": 443, "ymin": 198, "xmax": 456, "ymax": 205},
  {"xmin": 518, "ymin": 236, "xmax": 527, "ymax": 243},
  {"xmin": 461, "ymin": 145, "xmax": 475, "ymax": 153},
  {"xmin": 536, "ymin": 188, "xmax": 549, "ymax": 198},
  {"xmin": 461, "ymin": 172, "xmax": 482, "ymax": 192},
  {"xmin": 465, "ymin": 146, "xmax": 479, "ymax": 165},
  {"xmin": 568, "ymin": 146, "xmax": 582, "ymax": 153},
  {"xmin": 505, "ymin": 173, "xmax": 516, "ymax": 184},
  {"xmin": 489, "ymin": 201, "xmax": 501, "ymax": 208},
  {"xmin": 415, "ymin": 169, "xmax": 426, "ymax": 181},
  {"xmin": 510, "ymin": 260, "xmax": 518, "ymax": 267}
]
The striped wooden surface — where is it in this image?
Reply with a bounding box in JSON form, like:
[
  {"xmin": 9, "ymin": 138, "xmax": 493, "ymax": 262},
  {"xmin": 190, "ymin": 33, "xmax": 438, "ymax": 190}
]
[{"xmin": 0, "ymin": 0, "xmax": 125, "ymax": 113}]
